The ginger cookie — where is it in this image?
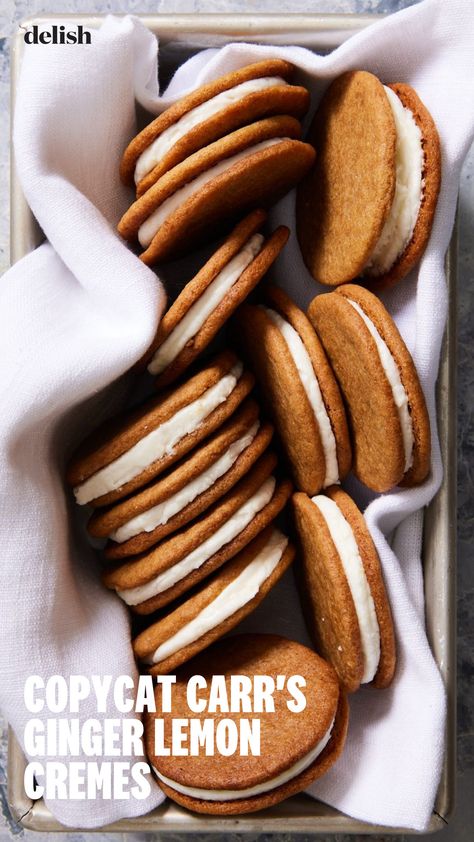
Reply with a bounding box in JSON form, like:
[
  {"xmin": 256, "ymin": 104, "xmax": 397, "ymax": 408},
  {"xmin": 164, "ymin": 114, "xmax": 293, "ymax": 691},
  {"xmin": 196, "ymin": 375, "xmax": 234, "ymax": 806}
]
[
  {"xmin": 142, "ymin": 210, "xmax": 289, "ymax": 387},
  {"xmin": 89, "ymin": 399, "xmax": 273, "ymax": 559},
  {"xmin": 66, "ymin": 350, "xmax": 253, "ymax": 507},
  {"xmin": 308, "ymin": 284, "xmax": 431, "ymax": 491},
  {"xmin": 296, "ymin": 70, "xmax": 440, "ymax": 289},
  {"xmin": 145, "ymin": 634, "xmax": 349, "ymax": 814},
  {"xmin": 120, "ymin": 59, "xmax": 310, "ymax": 195},
  {"xmin": 292, "ymin": 487, "xmax": 396, "ymax": 693},
  {"xmin": 234, "ymin": 285, "xmax": 351, "ymax": 495},
  {"xmin": 102, "ymin": 451, "xmax": 292, "ymax": 612},
  {"xmin": 118, "ymin": 116, "xmax": 315, "ymax": 265},
  {"xmin": 134, "ymin": 527, "xmax": 295, "ymax": 675}
]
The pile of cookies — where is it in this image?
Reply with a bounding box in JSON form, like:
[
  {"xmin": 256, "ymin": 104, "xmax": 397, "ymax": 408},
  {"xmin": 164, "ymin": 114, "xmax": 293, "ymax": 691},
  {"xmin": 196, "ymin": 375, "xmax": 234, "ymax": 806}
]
[{"xmin": 66, "ymin": 61, "xmax": 440, "ymax": 814}]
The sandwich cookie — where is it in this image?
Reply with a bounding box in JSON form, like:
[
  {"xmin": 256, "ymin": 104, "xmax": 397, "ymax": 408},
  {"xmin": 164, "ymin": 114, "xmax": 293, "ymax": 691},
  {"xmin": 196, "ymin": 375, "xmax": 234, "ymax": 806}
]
[
  {"xmin": 143, "ymin": 210, "xmax": 289, "ymax": 387},
  {"xmin": 88, "ymin": 400, "xmax": 273, "ymax": 559},
  {"xmin": 118, "ymin": 116, "xmax": 315, "ymax": 265},
  {"xmin": 120, "ymin": 59, "xmax": 310, "ymax": 196},
  {"xmin": 133, "ymin": 527, "xmax": 295, "ymax": 675},
  {"xmin": 297, "ymin": 70, "xmax": 440, "ymax": 289},
  {"xmin": 146, "ymin": 634, "xmax": 349, "ymax": 814},
  {"xmin": 102, "ymin": 451, "xmax": 292, "ymax": 612},
  {"xmin": 292, "ymin": 487, "xmax": 396, "ymax": 693},
  {"xmin": 67, "ymin": 351, "xmax": 253, "ymax": 507},
  {"xmin": 235, "ymin": 285, "xmax": 351, "ymax": 495},
  {"xmin": 308, "ymin": 284, "xmax": 430, "ymax": 491}
]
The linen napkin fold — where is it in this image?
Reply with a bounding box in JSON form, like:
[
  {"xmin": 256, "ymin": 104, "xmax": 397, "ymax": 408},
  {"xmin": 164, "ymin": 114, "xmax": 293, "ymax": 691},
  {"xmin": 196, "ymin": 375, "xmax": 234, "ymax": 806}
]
[{"xmin": 1, "ymin": 0, "xmax": 472, "ymax": 830}]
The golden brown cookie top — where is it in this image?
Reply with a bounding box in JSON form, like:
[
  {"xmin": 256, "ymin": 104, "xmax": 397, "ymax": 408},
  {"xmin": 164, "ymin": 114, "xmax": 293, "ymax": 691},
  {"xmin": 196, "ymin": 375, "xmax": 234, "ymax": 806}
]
[
  {"xmin": 292, "ymin": 487, "xmax": 396, "ymax": 693},
  {"xmin": 296, "ymin": 70, "xmax": 396, "ymax": 286},
  {"xmin": 146, "ymin": 633, "xmax": 341, "ymax": 790}
]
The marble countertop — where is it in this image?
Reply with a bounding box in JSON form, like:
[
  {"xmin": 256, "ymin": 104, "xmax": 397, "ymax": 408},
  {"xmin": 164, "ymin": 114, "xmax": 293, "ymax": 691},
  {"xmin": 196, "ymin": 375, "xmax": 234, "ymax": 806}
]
[{"xmin": 0, "ymin": 1, "xmax": 472, "ymax": 840}]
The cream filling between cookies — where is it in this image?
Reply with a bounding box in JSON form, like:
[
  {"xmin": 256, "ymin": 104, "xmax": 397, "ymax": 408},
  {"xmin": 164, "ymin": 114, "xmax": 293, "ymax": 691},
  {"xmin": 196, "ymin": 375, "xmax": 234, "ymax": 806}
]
[
  {"xmin": 73, "ymin": 362, "xmax": 243, "ymax": 505},
  {"xmin": 138, "ymin": 137, "xmax": 287, "ymax": 248},
  {"xmin": 364, "ymin": 86, "xmax": 424, "ymax": 276},
  {"xmin": 109, "ymin": 422, "xmax": 260, "ymax": 543},
  {"xmin": 346, "ymin": 299, "xmax": 414, "ymax": 473},
  {"xmin": 135, "ymin": 76, "xmax": 287, "ymax": 185},
  {"xmin": 152, "ymin": 715, "xmax": 335, "ymax": 800},
  {"xmin": 262, "ymin": 306, "xmax": 339, "ymax": 487},
  {"xmin": 117, "ymin": 475, "xmax": 277, "ymax": 605},
  {"xmin": 148, "ymin": 234, "xmax": 264, "ymax": 376},
  {"xmin": 144, "ymin": 528, "xmax": 288, "ymax": 665},
  {"xmin": 312, "ymin": 495, "xmax": 380, "ymax": 684}
]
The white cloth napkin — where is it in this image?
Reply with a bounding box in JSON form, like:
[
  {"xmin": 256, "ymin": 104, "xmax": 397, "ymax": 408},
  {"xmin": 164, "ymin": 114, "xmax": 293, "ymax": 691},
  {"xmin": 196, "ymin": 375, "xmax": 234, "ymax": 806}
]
[{"xmin": 2, "ymin": 0, "xmax": 472, "ymax": 830}]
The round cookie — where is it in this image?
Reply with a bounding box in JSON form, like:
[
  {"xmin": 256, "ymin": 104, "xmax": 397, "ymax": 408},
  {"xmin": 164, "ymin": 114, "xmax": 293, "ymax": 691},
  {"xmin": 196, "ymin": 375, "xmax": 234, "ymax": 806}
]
[
  {"xmin": 308, "ymin": 284, "xmax": 431, "ymax": 491},
  {"xmin": 142, "ymin": 210, "xmax": 289, "ymax": 387},
  {"xmin": 234, "ymin": 285, "xmax": 351, "ymax": 495},
  {"xmin": 133, "ymin": 527, "xmax": 295, "ymax": 675},
  {"xmin": 296, "ymin": 70, "xmax": 440, "ymax": 289},
  {"xmin": 102, "ymin": 451, "xmax": 292, "ymax": 612},
  {"xmin": 66, "ymin": 350, "xmax": 253, "ymax": 507},
  {"xmin": 292, "ymin": 487, "xmax": 396, "ymax": 693},
  {"xmin": 296, "ymin": 71, "xmax": 396, "ymax": 286},
  {"xmin": 89, "ymin": 400, "xmax": 273, "ymax": 558},
  {"xmin": 118, "ymin": 116, "xmax": 315, "ymax": 265},
  {"xmin": 120, "ymin": 59, "xmax": 310, "ymax": 195},
  {"xmin": 146, "ymin": 634, "xmax": 349, "ymax": 814}
]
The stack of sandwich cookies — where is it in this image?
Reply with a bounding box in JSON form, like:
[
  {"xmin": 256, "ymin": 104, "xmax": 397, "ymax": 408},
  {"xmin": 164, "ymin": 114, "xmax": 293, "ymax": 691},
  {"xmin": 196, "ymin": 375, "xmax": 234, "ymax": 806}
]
[
  {"xmin": 133, "ymin": 528, "xmax": 295, "ymax": 674},
  {"xmin": 292, "ymin": 487, "xmax": 396, "ymax": 693},
  {"xmin": 102, "ymin": 451, "xmax": 292, "ymax": 612},
  {"xmin": 308, "ymin": 284, "xmax": 430, "ymax": 492},
  {"xmin": 146, "ymin": 634, "xmax": 349, "ymax": 814},
  {"xmin": 296, "ymin": 70, "xmax": 440, "ymax": 289},
  {"xmin": 118, "ymin": 116, "xmax": 315, "ymax": 264},
  {"xmin": 142, "ymin": 210, "xmax": 289, "ymax": 387},
  {"xmin": 235, "ymin": 285, "xmax": 351, "ymax": 495},
  {"xmin": 89, "ymin": 400, "xmax": 273, "ymax": 559},
  {"xmin": 120, "ymin": 59, "xmax": 310, "ymax": 197},
  {"xmin": 67, "ymin": 351, "xmax": 253, "ymax": 507}
]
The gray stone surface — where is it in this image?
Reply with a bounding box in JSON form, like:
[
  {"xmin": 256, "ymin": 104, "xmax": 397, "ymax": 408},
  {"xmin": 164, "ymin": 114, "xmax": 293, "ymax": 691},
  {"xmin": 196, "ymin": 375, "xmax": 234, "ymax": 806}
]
[{"xmin": 0, "ymin": 0, "xmax": 472, "ymax": 839}]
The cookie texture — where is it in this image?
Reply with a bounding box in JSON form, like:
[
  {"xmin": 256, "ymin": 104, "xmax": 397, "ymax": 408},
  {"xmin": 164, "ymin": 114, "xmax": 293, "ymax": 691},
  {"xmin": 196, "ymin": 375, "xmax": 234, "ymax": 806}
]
[
  {"xmin": 66, "ymin": 350, "xmax": 253, "ymax": 506},
  {"xmin": 93, "ymin": 403, "xmax": 273, "ymax": 558},
  {"xmin": 146, "ymin": 634, "xmax": 348, "ymax": 814},
  {"xmin": 308, "ymin": 285, "xmax": 430, "ymax": 491},
  {"xmin": 296, "ymin": 70, "xmax": 396, "ymax": 286},
  {"xmin": 133, "ymin": 527, "xmax": 295, "ymax": 675},
  {"xmin": 366, "ymin": 82, "xmax": 441, "ymax": 290},
  {"xmin": 120, "ymin": 59, "xmax": 305, "ymax": 189},
  {"xmin": 118, "ymin": 117, "xmax": 315, "ymax": 264},
  {"xmin": 292, "ymin": 488, "xmax": 395, "ymax": 692},
  {"xmin": 142, "ymin": 211, "xmax": 289, "ymax": 388},
  {"xmin": 102, "ymin": 452, "xmax": 292, "ymax": 612},
  {"xmin": 235, "ymin": 290, "xmax": 350, "ymax": 495}
]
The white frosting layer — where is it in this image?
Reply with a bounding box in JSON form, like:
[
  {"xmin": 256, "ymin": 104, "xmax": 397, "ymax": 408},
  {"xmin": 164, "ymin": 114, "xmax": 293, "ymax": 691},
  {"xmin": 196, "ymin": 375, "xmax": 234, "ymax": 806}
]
[
  {"xmin": 138, "ymin": 138, "xmax": 285, "ymax": 248},
  {"xmin": 148, "ymin": 234, "xmax": 264, "ymax": 376},
  {"xmin": 73, "ymin": 362, "xmax": 243, "ymax": 505},
  {"xmin": 110, "ymin": 422, "xmax": 260, "ymax": 543},
  {"xmin": 145, "ymin": 528, "xmax": 288, "ymax": 665},
  {"xmin": 135, "ymin": 76, "xmax": 287, "ymax": 185},
  {"xmin": 152, "ymin": 715, "xmax": 334, "ymax": 800},
  {"xmin": 117, "ymin": 476, "xmax": 276, "ymax": 605},
  {"xmin": 347, "ymin": 299, "xmax": 414, "ymax": 473},
  {"xmin": 312, "ymin": 495, "xmax": 380, "ymax": 684},
  {"xmin": 365, "ymin": 86, "xmax": 424, "ymax": 275},
  {"xmin": 262, "ymin": 306, "xmax": 339, "ymax": 487}
]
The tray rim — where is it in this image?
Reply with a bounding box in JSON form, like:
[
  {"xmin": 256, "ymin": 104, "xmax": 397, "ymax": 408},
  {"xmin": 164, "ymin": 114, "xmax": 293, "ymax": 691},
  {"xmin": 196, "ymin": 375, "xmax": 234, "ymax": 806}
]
[{"xmin": 7, "ymin": 11, "xmax": 456, "ymax": 835}]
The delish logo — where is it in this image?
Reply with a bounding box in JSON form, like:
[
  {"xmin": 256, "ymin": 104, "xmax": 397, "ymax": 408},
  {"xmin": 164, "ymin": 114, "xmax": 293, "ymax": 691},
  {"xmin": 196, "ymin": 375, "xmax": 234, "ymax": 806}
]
[{"xmin": 21, "ymin": 24, "xmax": 92, "ymax": 45}]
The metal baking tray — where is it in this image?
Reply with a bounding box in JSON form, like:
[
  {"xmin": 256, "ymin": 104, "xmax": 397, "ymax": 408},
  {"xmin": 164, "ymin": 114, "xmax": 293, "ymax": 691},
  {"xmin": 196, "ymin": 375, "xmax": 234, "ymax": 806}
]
[{"xmin": 8, "ymin": 12, "xmax": 456, "ymax": 834}]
